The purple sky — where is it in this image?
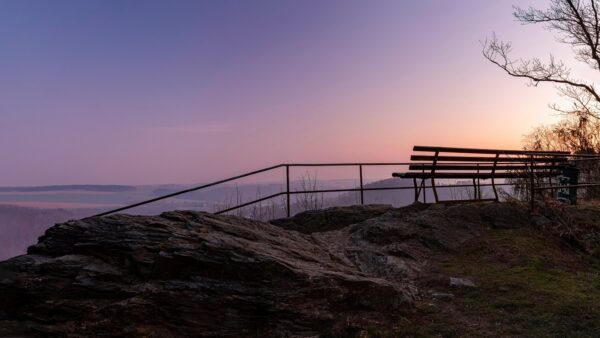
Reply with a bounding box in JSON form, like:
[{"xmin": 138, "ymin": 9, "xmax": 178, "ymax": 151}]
[{"xmin": 1, "ymin": 0, "xmax": 577, "ymax": 185}]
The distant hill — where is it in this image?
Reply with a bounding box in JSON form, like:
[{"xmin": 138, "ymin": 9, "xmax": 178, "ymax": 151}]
[
  {"xmin": 0, "ymin": 185, "xmax": 136, "ymax": 193},
  {"xmin": 334, "ymin": 178, "xmax": 498, "ymax": 207},
  {"xmin": 0, "ymin": 178, "xmax": 512, "ymax": 261}
]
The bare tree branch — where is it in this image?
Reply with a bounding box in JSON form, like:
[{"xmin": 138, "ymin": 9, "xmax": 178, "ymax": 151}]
[
  {"xmin": 482, "ymin": 34, "xmax": 600, "ymax": 102},
  {"xmin": 484, "ymin": 1, "xmax": 600, "ymax": 118}
]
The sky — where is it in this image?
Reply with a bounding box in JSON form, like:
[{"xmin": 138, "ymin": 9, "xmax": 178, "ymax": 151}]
[{"xmin": 0, "ymin": 0, "xmax": 585, "ymax": 185}]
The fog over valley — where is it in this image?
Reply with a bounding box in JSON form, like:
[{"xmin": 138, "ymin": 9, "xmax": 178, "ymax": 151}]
[{"xmin": 0, "ymin": 177, "xmax": 501, "ymax": 260}]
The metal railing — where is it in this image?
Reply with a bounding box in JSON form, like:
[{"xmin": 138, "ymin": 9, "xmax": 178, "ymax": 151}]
[
  {"xmin": 93, "ymin": 163, "xmax": 403, "ymax": 217},
  {"xmin": 93, "ymin": 162, "xmax": 516, "ymax": 218},
  {"xmin": 91, "ymin": 155, "xmax": 600, "ymax": 219},
  {"xmin": 532, "ymin": 154, "xmax": 600, "ymax": 208}
]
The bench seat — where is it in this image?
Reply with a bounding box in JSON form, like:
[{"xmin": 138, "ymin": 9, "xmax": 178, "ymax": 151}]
[{"xmin": 393, "ymin": 171, "xmax": 560, "ymax": 179}]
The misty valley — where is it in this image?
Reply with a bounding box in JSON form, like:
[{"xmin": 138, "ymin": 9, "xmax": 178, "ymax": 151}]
[{"xmin": 0, "ymin": 177, "xmax": 501, "ymax": 260}]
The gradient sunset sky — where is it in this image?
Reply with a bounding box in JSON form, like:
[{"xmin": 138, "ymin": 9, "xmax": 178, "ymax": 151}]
[{"xmin": 1, "ymin": 0, "xmax": 581, "ymax": 185}]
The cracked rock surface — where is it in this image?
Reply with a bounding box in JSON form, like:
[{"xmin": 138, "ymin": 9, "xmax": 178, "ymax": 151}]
[{"xmin": 0, "ymin": 203, "xmax": 531, "ymax": 337}]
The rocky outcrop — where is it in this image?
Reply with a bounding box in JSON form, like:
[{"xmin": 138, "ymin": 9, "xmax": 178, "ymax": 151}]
[
  {"xmin": 0, "ymin": 202, "xmax": 540, "ymax": 337},
  {"xmin": 270, "ymin": 204, "xmax": 395, "ymax": 233}
]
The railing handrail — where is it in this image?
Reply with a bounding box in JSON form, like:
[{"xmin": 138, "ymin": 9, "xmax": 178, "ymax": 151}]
[
  {"xmin": 92, "ymin": 164, "xmax": 283, "ymax": 217},
  {"xmin": 92, "ymin": 162, "xmax": 411, "ymax": 217}
]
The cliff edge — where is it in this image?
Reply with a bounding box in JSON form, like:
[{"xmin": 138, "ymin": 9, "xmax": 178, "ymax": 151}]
[{"xmin": 1, "ymin": 202, "xmax": 600, "ymax": 337}]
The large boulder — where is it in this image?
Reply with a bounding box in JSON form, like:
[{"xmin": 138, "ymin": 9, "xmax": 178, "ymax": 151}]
[
  {"xmin": 0, "ymin": 211, "xmax": 415, "ymax": 337},
  {"xmin": 0, "ymin": 202, "xmax": 541, "ymax": 337}
]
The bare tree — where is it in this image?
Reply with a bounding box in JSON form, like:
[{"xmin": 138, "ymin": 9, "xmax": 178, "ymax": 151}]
[
  {"xmin": 524, "ymin": 112, "xmax": 600, "ymax": 153},
  {"xmin": 212, "ymin": 184, "xmax": 245, "ymax": 217},
  {"xmin": 524, "ymin": 115, "xmax": 600, "ymax": 199},
  {"xmin": 483, "ymin": 0, "xmax": 600, "ymax": 119},
  {"xmin": 294, "ymin": 171, "xmax": 324, "ymax": 212}
]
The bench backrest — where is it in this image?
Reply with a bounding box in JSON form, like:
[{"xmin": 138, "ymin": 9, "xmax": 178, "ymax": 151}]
[{"xmin": 398, "ymin": 146, "xmax": 570, "ymax": 180}]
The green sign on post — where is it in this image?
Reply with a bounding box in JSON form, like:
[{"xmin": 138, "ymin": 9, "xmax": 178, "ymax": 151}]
[{"xmin": 557, "ymin": 165, "xmax": 579, "ymax": 205}]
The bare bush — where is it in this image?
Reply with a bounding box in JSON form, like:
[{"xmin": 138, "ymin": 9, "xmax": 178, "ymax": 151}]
[{"xmin": 294, "ymin": 171, "xmax": 324, "ymax": 212}]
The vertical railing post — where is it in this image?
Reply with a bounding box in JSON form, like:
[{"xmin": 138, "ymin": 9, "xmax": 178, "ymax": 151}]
[
  {"xmin": 286, "ymin": 165, "xmax": 291, "ymax": 217},
  {"xmin": 431, "ymin": 151, "xmax": 439, "ymax": 203},
  {"xmin": 491, "ymin": 153, "xmax": 500, "ymax": 202},
  {"xmin": 548, "ymin": 159, "xmax": 555, "ymax": 199},
  {"xmin": 530, "ymin": 155, "xmax": 535, "ymax": 210},
  {"xmin": 359, "ymin": 165, "xmax": 364, "ymax": 205},
  {"xmin": 422, "ymin": 166, "xmax": 427, "ymax": 203},
  {"xmin": 477, "ymin": 163, "xmax": 481, "ymax": 200}
]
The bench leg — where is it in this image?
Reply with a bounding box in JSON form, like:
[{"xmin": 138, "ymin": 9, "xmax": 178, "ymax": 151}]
[
  {"xmin": 491, "ymin": 179, "xmax": 499, "ymax": 201},
  {"xmin": 413, "ymin": 178, "xmax": 419, "ymax": 202},
  {"xmin": 431, "ymin": 178, "xmax": 439, "ymax": 203},
  {"xmin": 491, "ymin": 153, "xmax": 499, "ymax": 202}
]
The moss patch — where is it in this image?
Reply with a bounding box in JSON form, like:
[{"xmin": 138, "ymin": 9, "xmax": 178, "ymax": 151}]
[{"xmin": 395, "ymin": 228, "xmax": 600, "ymax": 337}]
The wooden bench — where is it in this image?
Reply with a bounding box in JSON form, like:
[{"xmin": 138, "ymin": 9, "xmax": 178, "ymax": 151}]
[{"xmin": 392, "ymin": 146, "xmax": 570, "ymax": 203}]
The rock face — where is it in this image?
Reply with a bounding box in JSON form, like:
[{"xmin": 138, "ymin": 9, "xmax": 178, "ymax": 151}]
[
  {"xmin": 270, "ymin": 204, "xmax": 395, "ymax": 233},
  {"xmin": 0, "ymin": 202, "xmax": 533, "ymax": 337}
]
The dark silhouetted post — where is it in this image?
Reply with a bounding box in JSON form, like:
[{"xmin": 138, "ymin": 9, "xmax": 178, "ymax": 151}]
[
  {"xmin": 286, "ymin": 165, "xmax": 290, "ymax": 217},
  {"xmin": 413, "ymin": 178, "xmax": 418, "ymax": 202},
  {"xmin": 422, "ymin": 166, "xmax": 427, "ymax": 203},
  {"xmin": 477, "ymin": 163, "xmax": 481, "ymax": 199},
  {"xmin": 359, "ymin": 165, "xmax": 364, "ymax": 204},
  {"xmin": 491, "ymin": 153, "xmax": 499, "ymax": 201},
  {"xmin": 530, "ymin": 155, "xmax": 535, "ymax": 210},
  {"xmin": 431, "ymin": 151, "xmax": 439, "ymax": 202}
]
